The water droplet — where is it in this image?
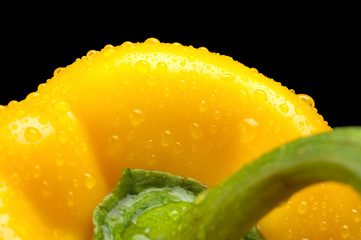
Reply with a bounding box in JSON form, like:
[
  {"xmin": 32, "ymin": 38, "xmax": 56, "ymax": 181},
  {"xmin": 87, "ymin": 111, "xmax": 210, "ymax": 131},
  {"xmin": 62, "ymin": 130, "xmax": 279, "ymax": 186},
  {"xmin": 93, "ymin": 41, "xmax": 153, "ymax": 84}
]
[
  {"xmin": 62, "ymin": 86, "xmax": 70, "ymax": 94},
  {"xmin": 32, "ymin": 165, "xmax": 42, "ymax": 178},
  {"xmin": 187, "ymin": 55, "xmax": 196, "ymax": 62},
  {"xmin": 163, "ymin": 87, "xmax": 171, "ymax": 97},
  {"xmin": 352, "ymin": 209, "xmax": 361, "ymax": 223},
  {"xmin": 104, "ymin": 44, "xmax": 114, "ymax": 49},
  {"xmin": 73, "ymin": 178, "xmax": 80, "ymax": 188},
  {"xmin": 103, "ymin": 45, "xmax": 115, "ymax": 57},
  {"xmin": 209, "ymin": 124, "xmax": 218, "ymax": 133},
  {"xmin": 298, "ymin": 94, "xmax": 315, "ymax": 108},
  {"xmin": 178, "ymin": 79, "xmax": 187, "ymax": 90},
  {"xmin": 198, "ymin": 100, "xmax": 207, "ymax": 112},
  {"xmin": 168, "ymin": 210, "xmax": 179, "ymax": 220},
  {"xmin": 279, "ymin": 103, "xmax": 289, "ymax": 113},
  {"xmin": 145, "ymin": 139, "xmax": 155, "ymax": 149},
  {"xmin": 135, "ymin": 60, "xmax": 150, "ymax": 74},
  {"xmin": 38, "ymin": 83, "xmax": 46, "ymax": 91},
  {"xmin": 84, "ymin": 173, "xmax": 96, "ymax": 189},
  {"xmin": 121, "ymin": 41, "xmax": 133, "ymax": 48},
  {"xmin": 239, "ymin": 118, "xmax": 259, "ymax": 143},
  {"xmin": 156, "ymin": 62, "xmax": 168, "ymax": 72},
  {"xmin": 53, "ymin": 67, "xmax": 64, "ymax": 76},
  {"xmin": 220, "ymin": 73, "xmax": 235, "ymax": 82},
  {"xmin": 297, "ymin": 201, "xmax": 309, "ymax": 214},
  {"xmin": 148, "ymin": 154, "xmax": 157, "ymax": 165},
  {"xmin": 41, "ymin": 181, "xmax": 52, "ymax": 196},
  {"xmin": 144, "ymin": 37, "xmax": 160, "ymax": 44},
  {"xmin": 174, "ymin": 141, "xmax": 183, "ymax": 154},
  {"xmin": 24, "ymin": 127, "xmax": 42, "ymax": 142},
  {"xmin": 129, "ymin": 109, "xmax": 145, "ymax": 126},
  {"xmin": 126, "ymin": 131, "xmax": 135, "ymax": 141},
  {"xmin": 295, "ymin": 107, "xmax": 303, "ymax": 115},
  {"xmin": 198, "ymin": 47, "xmax": 208, "ymax": 52},
  {"xmin": 57, "ymin": 130, "xmax": 68, "ymax": 144},
  {"xmin": 8, "ymin": 100, "xmax": 18, "ymax": 107},
  {"xmin": 161, "ymin": 130, "xmax": 174, "ymax": 146},
  {"xmin": 180, "ymin": 60, "xmax": 187, "ymax": 66},
  {"xmin": 189, "ymin": 123, "xmax": 203, "ymax": 140},
  {"xmin": 38, "ymin": 116, "xmax": 48, "ymax": 125},
  {"xmin": 146, "ymin": 76, "xmax": 156, "ymax": 86},
  {"xmin": 11, "ymin": 124, "xmax": 18, "ymax": 130},
  {"xmin": 239, "ymin": 89, "xmax": 249, "ymax": 104},
  {"xmin": 319, "ymin": 221, "xmax": 328, "ymax": 231},
  {"xmin": 86, "ymin": 50, "xmax": 97, "ymax": 57},
  {"xmin": 56, "ymin": 156, "xmax": 64, "ymax": 166},
  {"xmin": 54, "ymin": 101, "xmax": 70, "ymax": 112},
  {"xmin": 213, "ymin": 110, "xmax": 221, "ymax": 120},
  {"xmin": 254, "ymin": 89, "xmax": 268, "ymax": 101},
  {"xmin": 67, "ymin": 191, "xmax": 75, "ymax": 207},
  {"xmin": 312, "ymin": 201, "xmax": 319, "ymax": 211},
  {"xmin": 250, "ymin": 68, "xmax": 259, "ymax": 74},
  {"xmin": 11, "ymin": 172, "xmax": 20, "ymax": 185},
  {"xmin": 286, "ymin": 229, "xmax": 293, "ymax": 239},
  {"xmin": 340, "ymin": 225, "xmax": 350, "ymax": 239}
]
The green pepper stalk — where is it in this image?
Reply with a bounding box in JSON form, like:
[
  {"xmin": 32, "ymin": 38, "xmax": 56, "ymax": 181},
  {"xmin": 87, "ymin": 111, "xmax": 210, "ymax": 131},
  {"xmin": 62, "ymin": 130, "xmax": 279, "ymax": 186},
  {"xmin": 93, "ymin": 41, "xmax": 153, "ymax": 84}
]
[{"xmin": 93, "ymin": 127, "xmax": 361, "ymax": 240}]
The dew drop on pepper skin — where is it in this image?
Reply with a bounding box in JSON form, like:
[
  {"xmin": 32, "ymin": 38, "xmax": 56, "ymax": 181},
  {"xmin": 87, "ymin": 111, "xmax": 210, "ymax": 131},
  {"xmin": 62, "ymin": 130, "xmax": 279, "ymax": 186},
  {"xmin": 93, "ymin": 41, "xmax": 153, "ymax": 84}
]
[
  {"xmin": 145, "ymin": 139, "xmax": 155, "ymax": 149},
  {"xmin": 254, "ymin": 89, "xmax": 268, "ymax": 101},
  {"xmin": 198, "ymin": 100, "xmax": 207, "ymax": 112},
  {"xmin": 220, "ymin": 73, "xmax": 235, "ymax": 82},
  {"xmin": 32, "ymin": 165, "xmax": 42, "ymax": 179},
  {"xmin": 129, "ymin": 109, "xmax": 145, "ymax": 126},
  {"xmin": 41, "ymin": 181, "xmax": 52, "ymax": 196},
  {"xmin": 67, "ymin": 191, "xmax": 75, "ymax": 207},
  {"xmin": 24, "ymin": 127, "xmax": 42, "ymax": 143},
  {"xmin": 298, "ymin": 94, "xmax": 315, "ymax": 108},
  {"xmin": 174, "ymin": 141, "xmax": 183, "ymax": 154},
  {"xmin": 279, "ymin": 103, "xmax": 290, "ymax": 113},
  {"xmin": 53, "ymin": 67, "xmax": 65, "ymax": 77},
  {"xmin": 319, "ymin": 221, "xmax": 328, "ymax": 231},
  {"xmin": 54, "ymin": 101, "xmax": 70, "ymax": 113},
  {"xmin": 297, "ymin": 201, "xmax": 309, "ymax": 214},
  {"xmin": 144, "ymin": 37, "xmax": 160, "ymax": 44},
  {"xmin": 340, "ymin": 225, "xmax": 350, "ymax": 239},
  {"xmin": 352, "ymin": 209, "xmax": 361, "ymax": 223},
  {"xmin": 135, "ymin": 60, "xmax": 150, "ymax": 74},
  {"xmin": 57, "ymin": 130, "xmax": 68, "ymax": 144},
  {"xmin": 161, "ymin": 130, "xmax": 174, "ymax": 147},
  {"xmin": 213, "ymin": 110, "xmax": 221, "ymax": 120},
  {"xmin": 156, "ymin": 62, "xmax": 168, "ymax": 73},
  {"xmin": 83, "ymin": 173, "xmax": 96, "ymax": 189},
  {"xmin": 239, "ymin": 118, "xmax": 259, "ymax": 143},
  {"xmin": 189, "ymin": 123, "xmax": 203, "ymax": 140}
]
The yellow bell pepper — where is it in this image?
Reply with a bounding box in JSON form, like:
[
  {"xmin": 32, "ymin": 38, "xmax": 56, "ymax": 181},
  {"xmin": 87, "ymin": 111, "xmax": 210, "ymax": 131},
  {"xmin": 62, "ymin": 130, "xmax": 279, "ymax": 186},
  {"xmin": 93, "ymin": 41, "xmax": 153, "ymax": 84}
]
[{"xmin": 0, "ymin": 38, "xmax": 357, "ymax": 239}]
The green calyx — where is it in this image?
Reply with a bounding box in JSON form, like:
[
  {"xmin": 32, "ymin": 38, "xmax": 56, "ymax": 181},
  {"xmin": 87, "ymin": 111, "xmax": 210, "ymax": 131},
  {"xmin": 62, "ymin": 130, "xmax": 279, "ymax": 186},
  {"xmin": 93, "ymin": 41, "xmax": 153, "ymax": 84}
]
[
  {"xmin": 92, "ymin": 169, "xmax": 206, "ymax": 240},
  {"xmin": 93, "ymin": 127, "xmax": 361, "ymax": 240}
]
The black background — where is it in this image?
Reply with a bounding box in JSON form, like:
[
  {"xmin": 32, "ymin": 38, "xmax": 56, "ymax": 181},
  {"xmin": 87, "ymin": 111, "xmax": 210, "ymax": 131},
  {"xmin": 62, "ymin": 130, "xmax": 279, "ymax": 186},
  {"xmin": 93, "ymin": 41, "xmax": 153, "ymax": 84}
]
[{"xmin": 1, "ymin": 8, "xmax": 359, "ymax": 127}]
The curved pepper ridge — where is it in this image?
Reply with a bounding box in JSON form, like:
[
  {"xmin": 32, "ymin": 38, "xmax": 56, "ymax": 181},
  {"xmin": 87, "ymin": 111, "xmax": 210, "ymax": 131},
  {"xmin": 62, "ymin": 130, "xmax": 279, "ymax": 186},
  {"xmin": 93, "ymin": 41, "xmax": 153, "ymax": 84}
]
[{"xmin": 0, "ymin": 39, "xmax": 330, "ymax": 239}]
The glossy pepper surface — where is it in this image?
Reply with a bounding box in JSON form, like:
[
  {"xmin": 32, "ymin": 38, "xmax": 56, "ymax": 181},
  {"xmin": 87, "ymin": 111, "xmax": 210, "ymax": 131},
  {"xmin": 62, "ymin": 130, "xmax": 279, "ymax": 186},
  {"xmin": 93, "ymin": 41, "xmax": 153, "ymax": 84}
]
[{"xmin": 0, "ymin": 38, "xmax": 357, "ymax": 239}]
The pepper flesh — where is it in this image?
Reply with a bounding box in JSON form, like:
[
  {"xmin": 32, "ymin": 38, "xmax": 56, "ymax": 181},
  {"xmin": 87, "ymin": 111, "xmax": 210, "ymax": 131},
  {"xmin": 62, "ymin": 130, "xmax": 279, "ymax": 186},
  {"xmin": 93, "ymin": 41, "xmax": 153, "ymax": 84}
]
[{"xmin": 0, "ymin": 39, "xmax": 338, "ymax": 239}]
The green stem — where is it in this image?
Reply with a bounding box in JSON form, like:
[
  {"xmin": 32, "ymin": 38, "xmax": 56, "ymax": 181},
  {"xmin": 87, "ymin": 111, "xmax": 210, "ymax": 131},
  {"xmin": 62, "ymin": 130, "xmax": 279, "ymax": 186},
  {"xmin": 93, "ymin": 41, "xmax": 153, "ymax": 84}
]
[{"xmin": 167, "ymin": 127, "xmax": 361, "ymax": 240}]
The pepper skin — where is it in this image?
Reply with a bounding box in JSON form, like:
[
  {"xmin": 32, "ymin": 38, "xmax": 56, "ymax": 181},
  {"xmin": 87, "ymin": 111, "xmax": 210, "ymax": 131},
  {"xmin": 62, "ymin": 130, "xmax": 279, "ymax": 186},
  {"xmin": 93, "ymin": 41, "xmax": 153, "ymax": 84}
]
[{"xmin": 0, "ymin": 38, "xmax": 348, "ymax": 239}]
